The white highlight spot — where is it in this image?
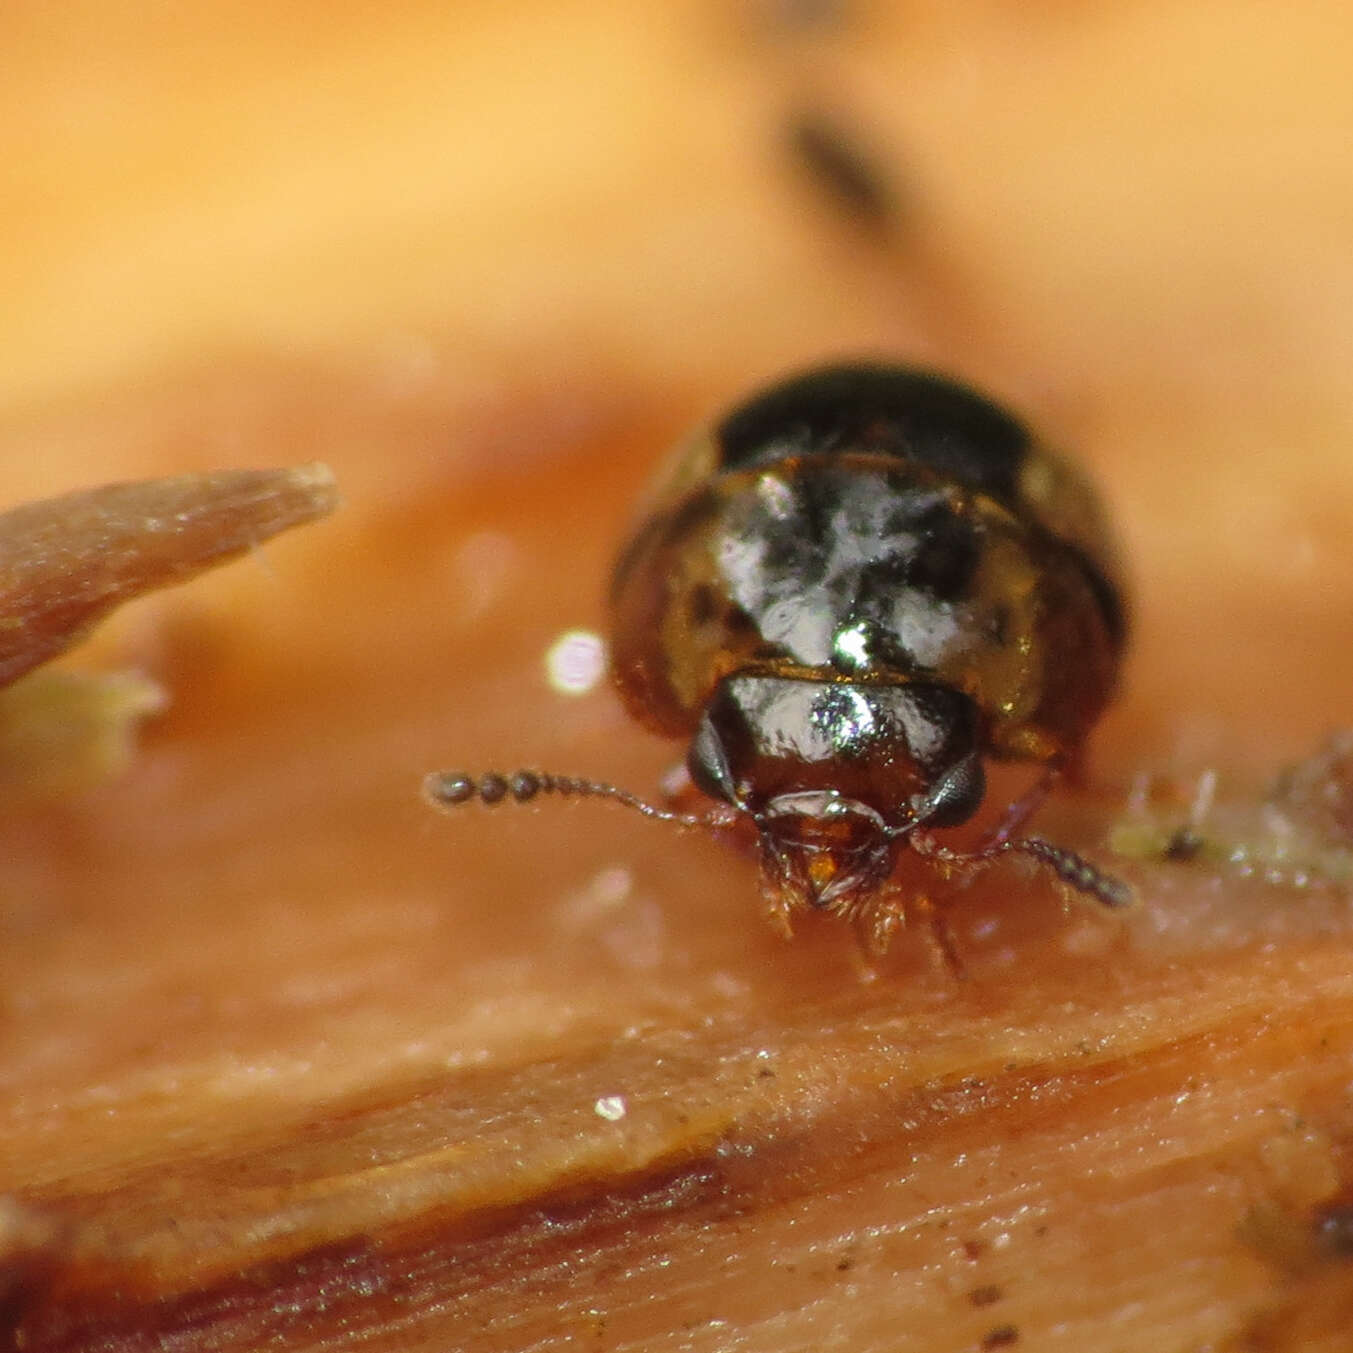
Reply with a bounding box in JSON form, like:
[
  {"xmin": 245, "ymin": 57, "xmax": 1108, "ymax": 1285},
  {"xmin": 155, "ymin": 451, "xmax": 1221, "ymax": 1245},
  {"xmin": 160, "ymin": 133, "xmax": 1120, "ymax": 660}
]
[
  {"xmin": 593, "ymin": 1095, "xmax": 628, "ymax": 1122},
  {"xmin": 560, "ymin": 866, "xmax": 635, "ymax": 927},
  {"xmin": 832, "ymin": 622, "xmax": 872, "ymax": 669},
  {"xmin": 545, "ymin": 629, "xmax": 606, "ymax": 695}
]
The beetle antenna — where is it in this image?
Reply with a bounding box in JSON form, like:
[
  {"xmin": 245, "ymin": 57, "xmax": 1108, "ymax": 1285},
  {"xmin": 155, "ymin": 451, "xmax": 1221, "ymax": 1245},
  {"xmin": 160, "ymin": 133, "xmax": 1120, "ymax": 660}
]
[
  {"xmin": 999, "ymin": 836, "xmax": 1134, "ymax": 908},
  {"xmin": 911, "ymin": 832, "xmax": 1133, "ymax": 910},
  {"xmin": 422, "ymin": 769, "xmax": 722, "ymax": 829}
]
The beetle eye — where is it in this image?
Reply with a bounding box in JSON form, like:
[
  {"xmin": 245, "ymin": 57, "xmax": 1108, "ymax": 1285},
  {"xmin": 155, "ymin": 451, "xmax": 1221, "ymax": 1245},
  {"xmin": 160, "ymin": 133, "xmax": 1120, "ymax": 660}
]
[
  {"xmin": 686, "ymin": 710, "xmax": 740, "ymax": 806},
  {"xmin": 913, "ymin": 752, "xmax": 985, "ymax": 828}
]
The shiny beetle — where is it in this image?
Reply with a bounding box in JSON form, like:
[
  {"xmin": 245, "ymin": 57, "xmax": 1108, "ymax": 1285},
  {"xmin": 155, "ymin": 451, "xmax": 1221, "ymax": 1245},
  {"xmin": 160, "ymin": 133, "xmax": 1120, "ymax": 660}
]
[{"xmin": 426, "ymin": 363, "xmax": 1131, "ymax": 957}]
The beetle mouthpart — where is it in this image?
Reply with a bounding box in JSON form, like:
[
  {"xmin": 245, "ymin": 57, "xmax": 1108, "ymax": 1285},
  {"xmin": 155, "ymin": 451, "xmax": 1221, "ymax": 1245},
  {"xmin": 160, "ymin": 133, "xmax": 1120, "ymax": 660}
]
[{"xmin": 756, "ymin": 792, "xmax": 896, "ymax": 914}]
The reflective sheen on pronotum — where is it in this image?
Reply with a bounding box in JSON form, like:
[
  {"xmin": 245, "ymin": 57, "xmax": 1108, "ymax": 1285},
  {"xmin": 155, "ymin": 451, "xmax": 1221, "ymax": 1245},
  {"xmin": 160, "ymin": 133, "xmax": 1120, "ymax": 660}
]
[{"xmin": 426, "ymin": 363, "xmax": 1132, "ymax": 960}]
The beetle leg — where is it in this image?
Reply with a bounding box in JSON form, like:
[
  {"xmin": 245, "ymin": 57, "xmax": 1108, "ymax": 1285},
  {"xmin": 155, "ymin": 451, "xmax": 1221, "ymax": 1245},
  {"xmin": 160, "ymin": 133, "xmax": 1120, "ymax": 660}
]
[
  {"xmin": 911, "ymin": 894, "xmax": 966, "ymax": 979},
  {"xmin": 764, "ymin": 890, "xmax": 796, "ymax": 939},
  {"xmin": 855, "ymin": 889, "xmax": 903, "ymax": 957},
  {"xmin": 980, "ymin": 757, "xmax": 1067, "ymax": 849}
]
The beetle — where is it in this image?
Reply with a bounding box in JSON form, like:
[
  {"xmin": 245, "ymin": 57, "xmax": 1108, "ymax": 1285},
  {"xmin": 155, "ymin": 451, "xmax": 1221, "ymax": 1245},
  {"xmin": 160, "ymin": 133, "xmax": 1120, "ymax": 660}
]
[{"xmin": 426, "ymin": 363, "xmax": 1131, "ymax": 959}]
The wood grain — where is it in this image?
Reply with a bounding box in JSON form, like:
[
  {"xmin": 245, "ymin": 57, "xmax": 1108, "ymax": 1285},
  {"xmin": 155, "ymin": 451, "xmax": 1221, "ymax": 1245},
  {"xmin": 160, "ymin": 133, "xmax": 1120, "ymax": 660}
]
[{"xmin": 3, "ymin": 3, "xmax": 1353, "ymax": 1349}]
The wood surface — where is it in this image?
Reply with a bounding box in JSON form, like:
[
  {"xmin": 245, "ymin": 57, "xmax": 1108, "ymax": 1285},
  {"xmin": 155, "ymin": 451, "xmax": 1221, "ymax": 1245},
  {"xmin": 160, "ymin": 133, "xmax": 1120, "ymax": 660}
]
[{"xmin": 4, "ymin": 4, "xmax": 1353, "ymax": 1349}]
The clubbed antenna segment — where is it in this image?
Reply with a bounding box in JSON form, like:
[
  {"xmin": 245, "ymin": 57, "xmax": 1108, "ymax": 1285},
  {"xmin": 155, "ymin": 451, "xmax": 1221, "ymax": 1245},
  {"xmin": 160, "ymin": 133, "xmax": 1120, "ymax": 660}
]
[
  {"xmin": 422, "ymin": 770, "xmax": 718, "ymax": 828},
  {"xmin": 912, "ymin": 831, "xmax": 1133, "ymax": 910},
  {"xmin": 1000, "ymin": 836, "xmax": 1134, "ymax": 909}
]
